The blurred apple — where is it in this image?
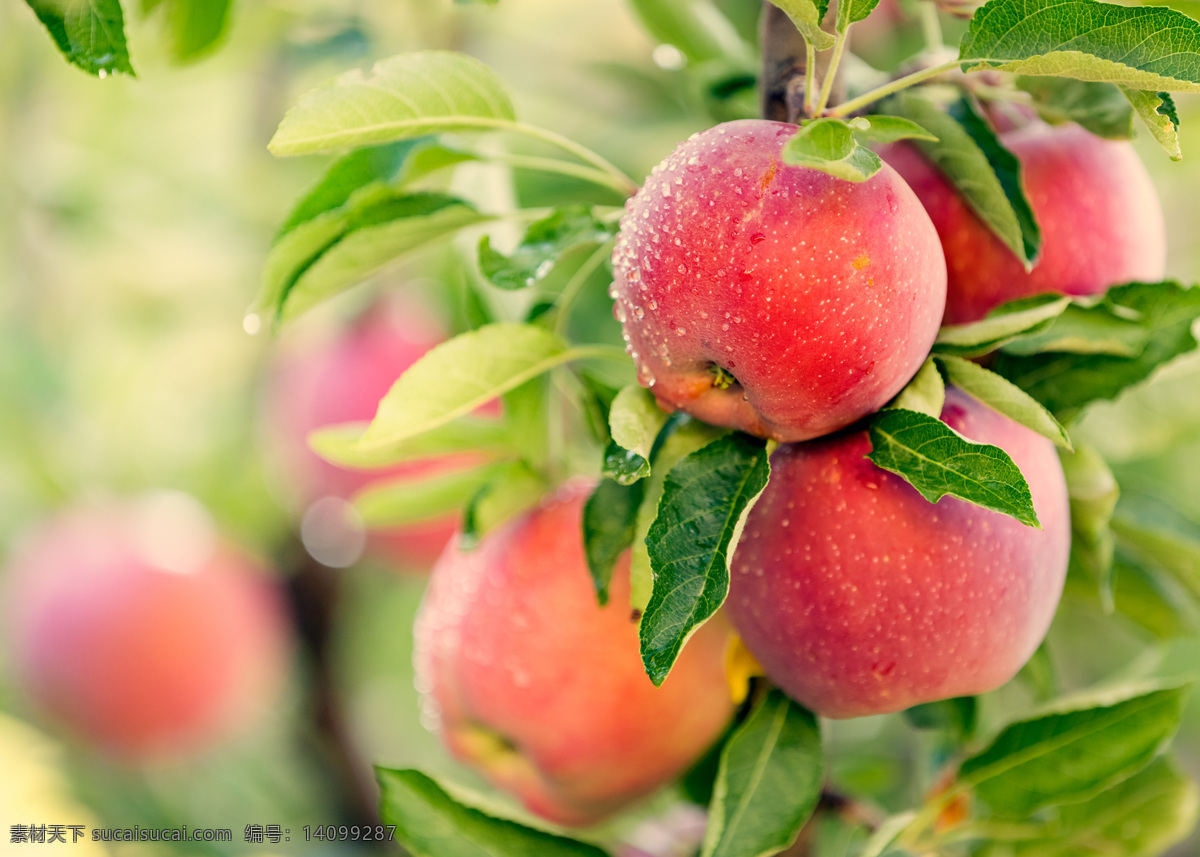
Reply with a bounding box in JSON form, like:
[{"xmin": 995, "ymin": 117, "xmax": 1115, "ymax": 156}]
[{"xmin": 3, "ymin": 493, "xmax": 291, "ymax": 761}]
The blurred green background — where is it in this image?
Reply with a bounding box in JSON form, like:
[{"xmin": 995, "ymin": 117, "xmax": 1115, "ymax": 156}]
[{"xmin": 3, "ymin": 1, "xmax": 1200, "ymax": 855}]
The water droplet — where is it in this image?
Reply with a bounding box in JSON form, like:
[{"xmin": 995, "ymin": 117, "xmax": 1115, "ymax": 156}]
[{"xmin": 751, "ymin": 233, "xmax": 766, "ymax": 245}]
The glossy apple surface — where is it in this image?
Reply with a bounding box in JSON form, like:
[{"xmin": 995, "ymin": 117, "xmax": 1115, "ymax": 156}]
[
  {"xmin": 727, "ymin": 388, "xmax": 1070, "ymax": 718},
  {"xmin": 883, "ymin": 122, "xmax": 1166, "ymax": 324},
  {"xmin": 4, "ymin": 499, "xmax": 290, "ymax": 759},
  {"xmin": 415, "ymin": 483, "xmax": 734, "ymax": 827},
  {"xmin": 611, "ymin": 119, "xmax": 946, "ymax": 442}
]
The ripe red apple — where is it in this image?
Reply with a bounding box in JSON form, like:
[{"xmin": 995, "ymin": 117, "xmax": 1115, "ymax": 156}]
[
  {"xmin": 610, "ymin": 119, "xmax": 947, "ymax": 443},
  {"xmin": 3, "ymin": 495, "xmax": 290, "ymax": 760},
  {"xmin": 414, "ymin": 482, "xmax": 734, "ymax": 827},
  {"xmin": 882, "ymin": 122, "xmax": 1166, "ymax": 324},
  {"xmin": 727, "ymin": 388, "xmax": 1070, "ymax": 718},
  {"xmin": 261, "ymin": 296, "xmax": 479, "ymax": 569}
]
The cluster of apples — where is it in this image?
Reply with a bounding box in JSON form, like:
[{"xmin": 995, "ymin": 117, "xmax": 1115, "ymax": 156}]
[{"xmin": 416, "ymin": 114, "xmax": 1165, "ymax": 826}]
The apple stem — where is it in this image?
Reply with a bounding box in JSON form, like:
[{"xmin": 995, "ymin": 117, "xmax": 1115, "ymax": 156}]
[
  {"xmin": 812, "ymin": 25, "xmax": 850, "ymax": 117},
  {"xmin": 507, "ymin": 122, "xmax": 639, "ymax": 197},
  {"xmin": 803, "ymin": 41, "xmax": 819, "ymax": 118},
  {"xmin": 486, "ymin": 153, "xmax": 639, "ymax": 196},
  {"xmin": 823, "ymin": 58, "xmax": 966, "ymax": 118}
]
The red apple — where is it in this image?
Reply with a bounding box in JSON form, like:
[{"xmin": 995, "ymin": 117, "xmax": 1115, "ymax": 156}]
[
  {"xmin": 261, "ymin": 296, "xmax": 480, "ymax": 569},
  {"xmin": 882, "ymin": 122, "xmax": 1166, "ymax": 324},
  {"xmin": 3, "ymin": 495, "xmax": 290, "ymax": 760},
  {"xmin": 610, "ymin": 119, "xmax": 946, "ymax": 443},
  {"xmin": 414, "ymin": 482, "xmax": 734, "ymax": 827},
  {"xmin": 727, "ymin": 388, "xmax": 1070, "ymax": 718}
]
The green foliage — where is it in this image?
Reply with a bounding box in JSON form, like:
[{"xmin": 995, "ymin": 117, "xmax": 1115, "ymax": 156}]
[
  {"xmin": 885, "ymin": 93, "xmax": 1040, "ymax": 266},
  {"xmin": 934, "ymin": 295, "xmax": 1072, "ymax": 358},
  {"xmin": 25, "ymin": 0, "xmax": 134, "ymax": 77},
  {"xmin": 270, "ymin": 51, "xmax": 517, "ymax": 156},
  {"xmin": 352, "ymin": 463, "xmax": 505, "ymax": 527},
  {"xmin": 701, "ymin": 690, "xmax": 824, "ymax": 857},
  {"xmin": 582, "ymin": 477, "xmax": 644, "ymax": 605},
  {"xmin": 887, "ymin": 356, "xmax": 945, "ymax": 418},
  {"xmin": 960, "ymin": 0, "xmax": 1200, "ymax": 93},
  {"xmin": 458, "ymin": 461, "xmax": 547, "ymax": 548},
  {"xmin": 866, "ymin": 408, "xmax": 1040, "ymax": 527},
  {"xmin": 1062, "ymin": 444, "xmax": 1120, "ymax": 610},
  {"xmin": 603, "ymin": 386, "xmax": 667, "ymax": 485},
  {"xmin": 935, "ymin": 355, "xmax": 1072, "ymax": 450},
  {"xmin": 148, "ymin": 0, "xmax": 232, "ymax": 62},
  {"xmin": 958, "ymin": 680, "xmax": 1192, "ymax": 817},
  {"xmin": 477, "ymin": 206, "xmax": 616, "ymax": 291},
  {"xmin": 904, "ymin": 697, "xmax": 978, "ymax": 742},
  {"xmin": 639, "ymin": 433, "xmax": 769, "ymax": 685},
  {"xmin": 1124, "ymin": 88, "xmax": 1183, "ymax": 161},
  {"xmin": 770, "ymin": 0, "xmax": 836, "ymax": 50},
  {"xmin": 781, "ymin": 118, "xmax": 883, "ymax": 181},
  {"xmin": 376, "ymin": 768, "xmax": 609, "ymax": 856},
  {"xmin": 1016, "ymin": 77, "xmax": 1135, "ymax": 140}
]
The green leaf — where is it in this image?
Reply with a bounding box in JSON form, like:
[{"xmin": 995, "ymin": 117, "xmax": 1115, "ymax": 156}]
[
  {"xmin": 934, "ymin": 294, "xmax": 1072, "ymax": 357},
  {"xmin": 958, "ymin": 679, "xmax": 1193, "ymax": 818},
  {"xmin": 887, "ymin": 356, "xmax": 945, "ymax": 418},
  {"xmin": 459, "ymin": 461, "xmax": 548, "ymax": 549},
  {"xmin": 857, "ymin": 812, "xmax": 918, "ymax": 857},
  {"xmin": 936, "ymin": 355, "xmax": 1071, "ymax": 450},
  {"xmin": 582, "ymin": 478, "xmax": 645, "ymax": 606},
  {"xmin": 960, "ymin": 0, "xmax": 1200, "ymax": 93},
  {"xmin": 846, "ymin": 0, "xmax": 881, "ymax": 25},
  {"xmin": 1111, "ymin": 491, "xmax": 1200, "ymax": 599},
  {"xmin": 866, "ymin": 409, "xmax": 1040, "ymax": 528},
  {"xmin": 769, "ymin": 0, "xmax": 836, "ymax": 50},
  {"xmin": 25, "ymin": 0, "xmax": 134, "ymax": 77},
  {"xmin": 850, "ymin": 115, "xmax": 938, "ymax": 145},
  {"xmin": 270, "ymin": 51, "xmax": 517, "ymax": 156},
  {"xmin": 701, "ymin": 690, "xmax": 823, "ymax": 857},
  {"xmin": 154, "ymin": 0, "xmax": 231, "ymax": 62},
  {"xmin": 478, "ymin": 206, "xmax": 616, "ymax": 291},
  {"xmin": 904, "ymin": 697, "xmax": 978, "ymax": 741},
  {"xmin": 630, "ymin": 418, "xmax": 727, "ymax": 612},
  {"xmin": 626, "ymin": 0, "xmax": 753, "ymax": 64},
  {"xmin": 1065, "ymin": 550, "xmax": 1200, "ymax": 641},
  {"xmin": 309, "ymin": 417, "xmax": 515, "ymax": 470},
  {"xmin": 376, "ymin": 768, "xmax": 610, "ymax": 857},
  {"xmin": 604, "ymin": 386, "xmax": 668, "ymax": 486},
  {"xmin": 258, "ymin": 189, "xmax": 487, "ymax": 323},
  {"xmin": 352, "ymin": 463, "xmax": 503, "ymax": 527},
  {"xmin": 640, "ymin": 433, "xmax": 770, "ymax": 686},
  {"xmin": 1061, "ymin": 444, "xmax": 1119, "ymax": 610},
  {"xmin": 999, "ymin": 302, "xmax": 1151, "ymax": 357},
  {"xmin": 1002, "ymin": 758, "xmax": 1199, "ymax": 857},
  {"xmin": 1016, "ymin": 77, "xmax": 1135, "ymax": 140},
  {"xmin": 990, "ymin": 281, "xmax": 1200, "ymax": 421},
  {"xmin": 359, "ymin": 324, "xmax": 569, "ymax": 452},
  {"xmin": 1123, "ymin": 88, "xmax": 1183, "ymax": 161},
  {"xmin": 781, "ymin": 119, "xmax": 883, "ymax": 182}
]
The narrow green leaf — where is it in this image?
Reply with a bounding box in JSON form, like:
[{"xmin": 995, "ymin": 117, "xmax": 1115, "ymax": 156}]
[
  {"xmin": 958, "ymin": 679, "xmax": 1193, "ymax": 818},
  {"xmin": 157, "ymin": 0, "xmax": 231, "ymax": 61},
  {"xmin": 782, "ymin": 119, "xmax": 883, "ymax": 182},
  {"xmin": 1122, "ymin": 87, "xmax": 1183, "ymax": 161},
  {"xmin": 376, "ymin": 768, "xmax": 610, "ymax": 857},
  {"xmin": 270, "ymin": 51, "xmax": 517, "ymax": 156},
  {"xmin": 583, "ymin": 478, "xmax": 645, "ymax": 606},
  {"xmin": 279, "ymin": 198, "xmax": 488, "ymax": 322},
  {"xmin": 770, "ymin": 0, "xmax": 836, "ymax": 50},
  {"xmin": 309, "ymin": 418, "xmax": 514, "ymax": 470},
  {"xmin": 936, "ymin": 355, "xmax": 1071, "ymax": 450},
  {"xmin": 459, "ymin": 461, "xmax": 547, "ymax": 549},
  {"xmin": 701, "ymin": 691, "xmax": 823, "ymax": 857},
  {"xmin": 1111, "ymin": 491, "xmax": 1200, "ymax": 599},
  {"xmin": 934, "ymin": 294, "xmax": 1072, "ymax": 357},
  {"xmin": 640, "ymin": 433, "xmax": 770, "ymax": 685},
  {"xmin": 1016, "ymin": 77, "xmax": 1135, "ymax": 140},
  {"xmin": 478, "ymin": 206, "xmax": 616, "ymax": 291},
  {"xmin": 887, "ymin": 356, "xmax": 945, "ymax": 418},
  {"xmin": 885, "ymin": 93, "xmax": 1040, "ymax": 266},
  {"xmin": 990, "ymin": 281, "xmax": 1200, "ymax": 421},
  {"xmin": 904, "ymin": 697, "xmax": 978, "ymax": 741},
  {"xmin": 867, "ymin": 409, "xmax": 1040, "ymax": 528},
  {"xmin": 850, "ymin": 115, "xmax": 938, "ymax": 145},
  {"xmin": 960, "ymin": 0, "xmax": 1200, "ymax": 93},
  {"xmin": 1065, "ymin": 550, "xmax": 1200, "ymax": 641},
  {"xmin": 352, "ymin": 463, "xmax": 502, "ymax": 527},
  {"xmin": 847, "ymin": 0, "xmax": 881, "ymax": 25},
  {"xmin": 359, "ymin": 324, "xmax": 567, "ymax": 451},
  {"xmin": 1005, "ymin": 758, "xmax": 1199, "ymax": 857},
  {"xmin": 630, "ymin": 418, "xmax": 726, "ymax": 612},
  {"xmin": 999, "ymin": 302, "xmax": 1151, "ymax": 357},
  {"xmin": 603, "ymin": 386, "xmax": 668, "ymax": 485},
  {"xmin": 858, "ymin": 812, "xmax": 918, "ymax": 857},
  {"xmin": 25, "ymin": 0, "xmax": 134, "ymax": 77}
]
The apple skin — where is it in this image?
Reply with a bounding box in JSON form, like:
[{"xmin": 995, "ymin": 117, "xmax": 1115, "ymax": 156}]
[
  {"xmin": 610, "ymin": 119, "xmax": 947, "ymax": 443},
  {"xmin": 727, "ymin": 388, "xmax": 1070, "ymax": 719},
  {"xmin": 261, "ymin": 298, "xmax": 477, "ymax": 568},
  {"xmin": 414, "ymin": 482, "xmax": 734, "ymax": 827},
  {"xmin": 882, "ymin": 122, "xmax": 1166, "ymax": 324},
  {"xmin": 3, "ymin": 503, "xmax": 290, "ymax": 760}
]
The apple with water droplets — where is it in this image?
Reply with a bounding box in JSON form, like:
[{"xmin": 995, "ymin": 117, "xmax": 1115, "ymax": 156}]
[
  {"xmin": 882, "ymin": 122, "xmax": 1166, "ymax": 324},
  {"xmin": 727, "ymin": 388, "xmax": 1070, "ymax": 718},
  {"xmin": 610, "ymin": 119, "xmax": 947, "ymax": 443},
  {"xmin": 414, "ymin": 482, "xmax": 734, "ymax": 827}
]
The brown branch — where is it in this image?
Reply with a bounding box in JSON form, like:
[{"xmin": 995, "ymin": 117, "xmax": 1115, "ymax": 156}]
[{"xmin": 759, "ymin": 3, "xmax": 848, "ymax": 122}]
